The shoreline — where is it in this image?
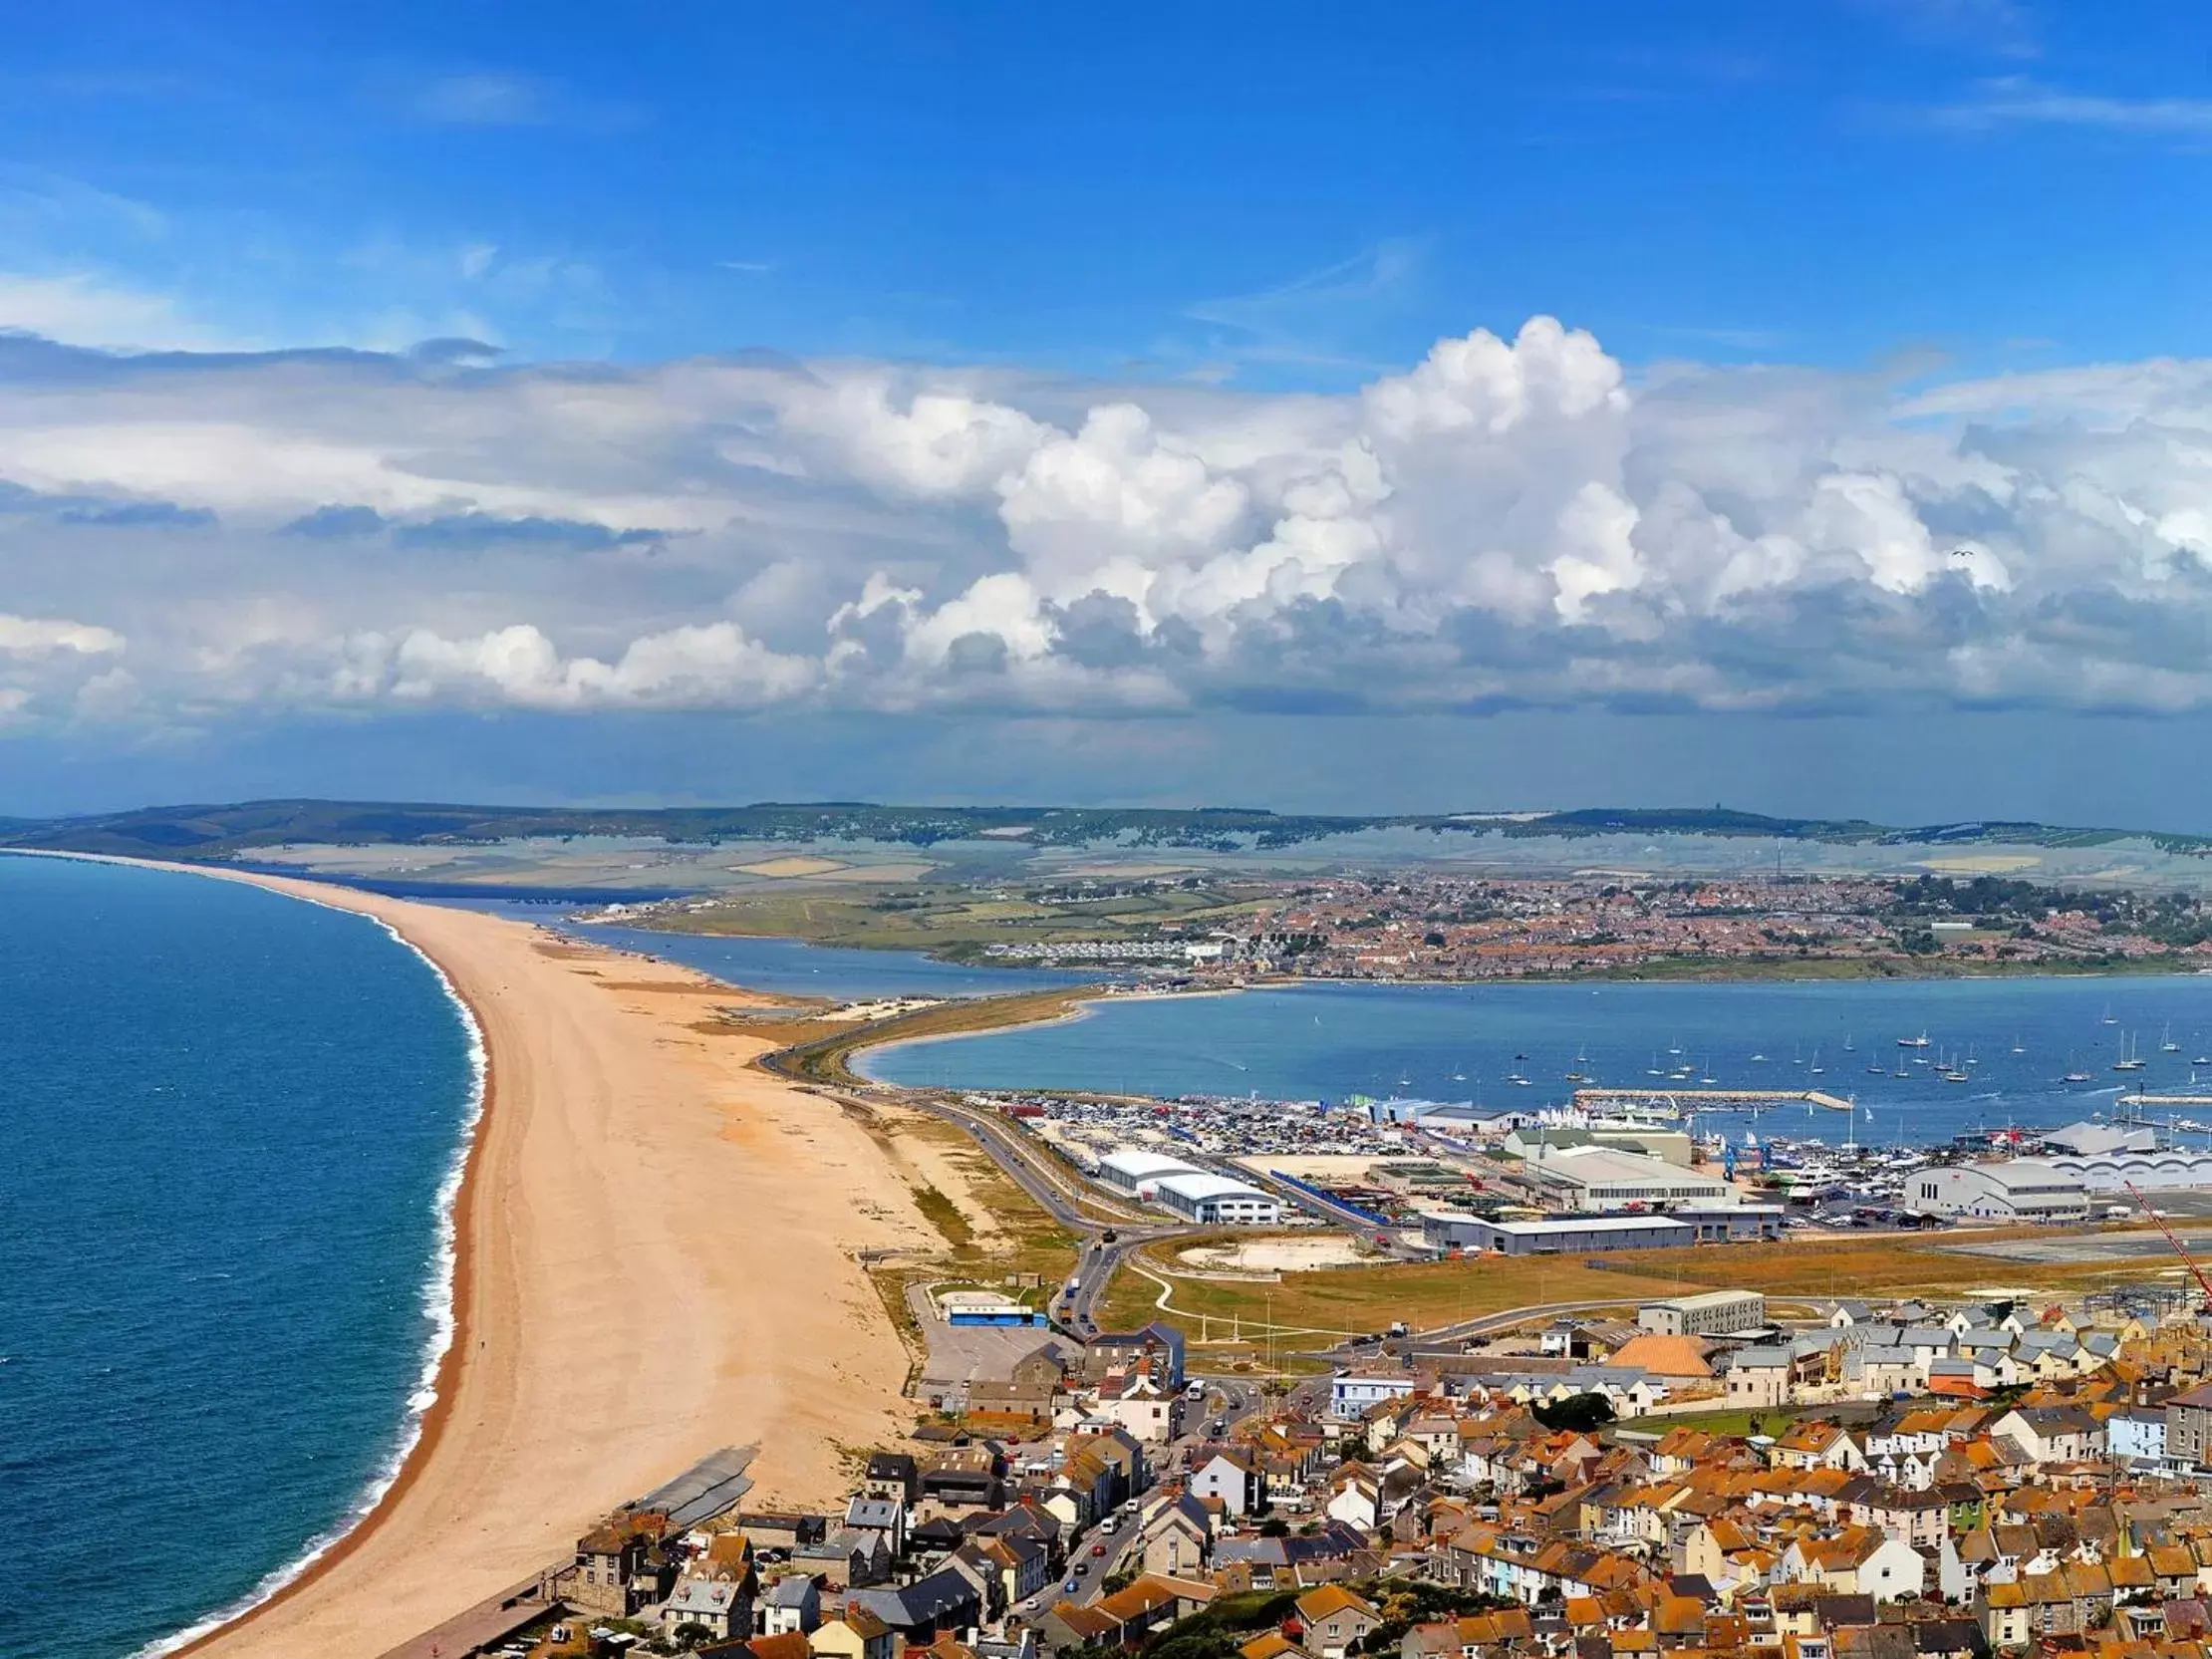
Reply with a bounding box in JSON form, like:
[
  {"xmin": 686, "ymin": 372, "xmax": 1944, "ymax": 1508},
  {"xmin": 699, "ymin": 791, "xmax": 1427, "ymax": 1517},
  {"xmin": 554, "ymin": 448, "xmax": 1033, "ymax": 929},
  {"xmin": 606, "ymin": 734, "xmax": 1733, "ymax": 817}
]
[
  {"xmin": 169, "ymin": 906, "xmax": 493, "ymax": 1658},
  {"xmin": 23, "ymin": 851, "xmax": 930, "ymax": 1659},
  {"xmin": 0, "ymin": 852, "xmax": 496, "ymax": 1659}
]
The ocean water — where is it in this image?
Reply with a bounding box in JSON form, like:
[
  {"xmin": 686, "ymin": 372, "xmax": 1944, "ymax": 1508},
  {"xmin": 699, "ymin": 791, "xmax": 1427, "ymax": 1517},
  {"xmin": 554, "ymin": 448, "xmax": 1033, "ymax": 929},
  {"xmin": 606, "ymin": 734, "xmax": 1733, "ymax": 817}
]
[
  {"xmin": 0, "ymin": 856, "xmax": 480, "ymax": 1659},
  {"xmin": 862, "ymin": 973, "xmax": 2212, "ymax": 1146}
]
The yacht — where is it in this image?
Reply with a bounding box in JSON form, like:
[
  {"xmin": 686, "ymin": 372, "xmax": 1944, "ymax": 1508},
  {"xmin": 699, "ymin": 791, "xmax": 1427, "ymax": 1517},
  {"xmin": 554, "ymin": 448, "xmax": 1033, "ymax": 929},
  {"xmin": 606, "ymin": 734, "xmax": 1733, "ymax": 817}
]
[
  {"xmin": 1898, "ymin": 1032, "xmax": 1932, "ymax": 1048},
  {"xmin": 2162, "ymin": 1024, "xmax": 2181, "ymax": 1053},
  {"xmin": 2115, "ymin": 1033, "xmax": 2147, "ymax": 1072}
]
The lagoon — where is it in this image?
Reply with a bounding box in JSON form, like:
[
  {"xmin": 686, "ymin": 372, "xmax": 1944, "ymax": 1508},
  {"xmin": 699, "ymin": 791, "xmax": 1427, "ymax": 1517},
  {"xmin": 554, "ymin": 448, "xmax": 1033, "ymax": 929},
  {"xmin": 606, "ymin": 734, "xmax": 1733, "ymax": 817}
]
[{"xmin": 861, "ymin": 973, "xmax": 2212, "ymax": 1146}]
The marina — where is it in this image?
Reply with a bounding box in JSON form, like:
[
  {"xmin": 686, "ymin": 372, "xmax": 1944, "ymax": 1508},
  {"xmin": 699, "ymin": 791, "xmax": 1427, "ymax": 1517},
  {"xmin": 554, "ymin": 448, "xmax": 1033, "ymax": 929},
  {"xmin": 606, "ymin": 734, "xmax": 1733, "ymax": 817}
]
[{"xmin": 865, "ymin": 971, "xmax": 2212, "ymax": 1150}]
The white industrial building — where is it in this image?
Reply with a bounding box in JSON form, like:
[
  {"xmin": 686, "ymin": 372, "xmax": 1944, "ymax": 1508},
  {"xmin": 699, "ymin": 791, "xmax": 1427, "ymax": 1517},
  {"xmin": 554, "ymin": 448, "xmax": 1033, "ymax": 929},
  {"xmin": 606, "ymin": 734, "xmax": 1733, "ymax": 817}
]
[
  {"xmin": 1097, "ymin": 1148, "xmax": 1203, "ymax": 1197},
  {"xmin": 1907, "ymin": 1160, "xmax": 2090, "ymax": 1222},
  {"xmin": 2041, "ymin": 1121, "xmax": 2158, "ymax": 1158},
  {"xmin": 1152, "ymin": 1172, "xmax": 1281, "ymax": 1226},
  {"xmin": 1524, "ymin": 1144, "xmax": 1737, "ymax": 1212}
]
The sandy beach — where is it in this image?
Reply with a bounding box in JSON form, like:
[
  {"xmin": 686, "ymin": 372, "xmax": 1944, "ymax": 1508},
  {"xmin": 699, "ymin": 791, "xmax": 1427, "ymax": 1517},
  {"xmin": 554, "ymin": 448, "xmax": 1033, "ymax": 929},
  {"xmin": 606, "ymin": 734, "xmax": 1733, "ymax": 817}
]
[{"xmin": 149, "ymin": 868, "xmax": 936, "ymax": 1659}]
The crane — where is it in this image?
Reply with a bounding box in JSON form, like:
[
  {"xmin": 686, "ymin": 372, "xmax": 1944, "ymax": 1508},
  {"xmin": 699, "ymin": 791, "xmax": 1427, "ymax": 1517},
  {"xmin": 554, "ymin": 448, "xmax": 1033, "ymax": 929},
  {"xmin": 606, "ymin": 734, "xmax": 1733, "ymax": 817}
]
[{"xmin": 2123, "ymin": 1180, "xmax": 2212, "ymax": 1315}]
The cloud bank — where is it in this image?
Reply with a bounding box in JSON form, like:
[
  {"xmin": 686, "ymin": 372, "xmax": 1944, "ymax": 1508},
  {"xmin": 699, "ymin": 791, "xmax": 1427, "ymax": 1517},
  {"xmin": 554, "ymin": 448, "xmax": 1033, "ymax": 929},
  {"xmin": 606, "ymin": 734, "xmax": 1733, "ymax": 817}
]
[{"xmin": 1, "ymin": 319, "xmax": 2209, "ymax": 737}]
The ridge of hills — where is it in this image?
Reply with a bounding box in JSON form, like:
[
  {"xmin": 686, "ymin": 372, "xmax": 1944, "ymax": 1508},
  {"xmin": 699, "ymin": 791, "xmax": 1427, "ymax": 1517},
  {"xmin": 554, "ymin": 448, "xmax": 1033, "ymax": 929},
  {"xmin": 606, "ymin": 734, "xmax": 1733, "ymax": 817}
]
[{"xmin": 0, "ymin": 797, "xmax": 2204, "ymax": 860}]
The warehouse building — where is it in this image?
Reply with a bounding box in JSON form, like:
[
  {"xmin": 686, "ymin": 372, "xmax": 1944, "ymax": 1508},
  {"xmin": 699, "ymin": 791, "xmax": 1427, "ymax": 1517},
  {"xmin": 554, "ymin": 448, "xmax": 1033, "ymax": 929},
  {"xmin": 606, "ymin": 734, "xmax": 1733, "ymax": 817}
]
[
  {"xmin": 1670, "ymin": 1203, "xmax": 1788, "ymax": 1243},
  {"xmin": 1522, "ymin": 1144, "xmax": 1737, "ymax": 1212},
  {"xmin": 1097, "ymin": 1148, "xmax": 1202, "ymax": 1197},
  {"xmin": 1908, "ymin": 1160, "xmax": 2090, "ymax": 1223},
  {"xmin": 1420, "ymin": 1211, "xmax": 1697, "ymax": 1255},
  {"xmin": 2041, "ymin": 1148, "xmax": 2212, "ymax": 1193},
  {"xmin": 1151, "ymin": 1171, "xmax": 1281, "ymax": 1226},
  {"xmin": 1639, "ymin": 1289, "xmax": 1768, "ymax": 1337},
  {"xmin": 1504, "ymin": 1125, "xmax": 1695, "ymax": 1168}
]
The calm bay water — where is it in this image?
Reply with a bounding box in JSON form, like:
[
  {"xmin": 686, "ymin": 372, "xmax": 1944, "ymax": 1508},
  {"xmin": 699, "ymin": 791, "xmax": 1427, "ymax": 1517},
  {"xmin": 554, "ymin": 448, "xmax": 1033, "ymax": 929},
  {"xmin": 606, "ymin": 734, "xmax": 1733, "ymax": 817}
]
[
  {"xmin": 862, "ymin": 973, "xmax": 2212, "ymax": 1145},
  {"xmin": 0, "ymin": 857, "xmax": 478, "ymax": 1659}
]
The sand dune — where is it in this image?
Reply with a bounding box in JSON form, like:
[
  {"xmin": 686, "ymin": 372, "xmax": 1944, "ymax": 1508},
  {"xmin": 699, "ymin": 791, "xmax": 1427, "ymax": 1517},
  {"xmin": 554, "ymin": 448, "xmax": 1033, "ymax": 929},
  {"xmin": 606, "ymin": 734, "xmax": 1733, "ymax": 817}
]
[{"xmin": 161, "ymin": 871, "xmax": 927, "ymax": 1659}]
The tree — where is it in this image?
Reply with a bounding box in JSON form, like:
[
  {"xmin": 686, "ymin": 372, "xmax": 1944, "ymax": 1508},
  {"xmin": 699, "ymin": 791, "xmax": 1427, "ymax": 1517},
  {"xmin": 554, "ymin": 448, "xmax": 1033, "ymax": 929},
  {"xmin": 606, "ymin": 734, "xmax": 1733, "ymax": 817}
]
[{"xmin": 1531, "ymin": 1392, "xmax": 1616, "ymax": 1434}]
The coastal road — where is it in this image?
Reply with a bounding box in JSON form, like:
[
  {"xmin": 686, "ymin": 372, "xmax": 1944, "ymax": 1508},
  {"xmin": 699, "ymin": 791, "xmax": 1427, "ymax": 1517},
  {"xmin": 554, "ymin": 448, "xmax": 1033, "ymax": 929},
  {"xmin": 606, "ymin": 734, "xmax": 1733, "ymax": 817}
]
[{"xmin": 867, "ymin": 1086, "xmax": 1193, "ymax": 1335}]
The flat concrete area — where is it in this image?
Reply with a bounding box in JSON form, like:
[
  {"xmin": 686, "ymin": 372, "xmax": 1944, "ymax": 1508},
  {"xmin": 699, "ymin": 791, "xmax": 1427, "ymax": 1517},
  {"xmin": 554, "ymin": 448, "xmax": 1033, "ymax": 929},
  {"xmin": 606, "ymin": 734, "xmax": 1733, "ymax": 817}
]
[
  {"xmin": 1942, "ymin": 1224, "xmax": 2212, "ymax": 1264},
  {"xmin": 908, "ymin": 1284, "xmax": 1062, "ymax": 1405}
]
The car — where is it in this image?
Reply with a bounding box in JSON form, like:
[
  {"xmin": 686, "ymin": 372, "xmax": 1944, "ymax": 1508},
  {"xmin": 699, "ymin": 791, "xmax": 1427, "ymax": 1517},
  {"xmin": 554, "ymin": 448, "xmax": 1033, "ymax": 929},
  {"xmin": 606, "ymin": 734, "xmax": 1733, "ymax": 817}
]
[
  {"xmin": 1091, "ymin": 1542, "xmax": 1108, "ymax": 1556},
  {"xmin": 1063, "ymin": 1578, "xmax": 1079, "ymax": 1593},
  {"xmin": 1074, "ymin": 1562, "xmax": 1089, "ymax": 1576}
]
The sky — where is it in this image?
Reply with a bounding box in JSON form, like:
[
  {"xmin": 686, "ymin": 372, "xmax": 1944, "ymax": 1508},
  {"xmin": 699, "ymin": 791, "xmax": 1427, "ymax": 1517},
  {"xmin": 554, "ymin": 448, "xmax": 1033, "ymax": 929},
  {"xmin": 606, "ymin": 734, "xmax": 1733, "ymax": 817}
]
[{"xmin": 6, "ymin": 0, "xmax": 2212, "ymax": 824}]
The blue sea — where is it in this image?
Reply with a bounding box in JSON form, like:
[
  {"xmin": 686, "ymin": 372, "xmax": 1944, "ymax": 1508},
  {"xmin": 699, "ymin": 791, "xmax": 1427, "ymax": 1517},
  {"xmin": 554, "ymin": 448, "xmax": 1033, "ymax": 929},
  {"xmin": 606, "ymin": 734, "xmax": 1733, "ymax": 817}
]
[
  {"xmin": 861, "ymin": 974, "xmax": 2212, "ymax": 1146},
  {"xmin": 0, "ymin": 856, "xmax": 480, "ymax": 1659}
]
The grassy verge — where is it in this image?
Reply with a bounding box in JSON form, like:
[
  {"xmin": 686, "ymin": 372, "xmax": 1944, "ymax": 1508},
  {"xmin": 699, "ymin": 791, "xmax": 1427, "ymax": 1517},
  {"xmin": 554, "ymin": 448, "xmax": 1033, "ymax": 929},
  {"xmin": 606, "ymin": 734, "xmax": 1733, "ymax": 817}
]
[
  {"xmin": 1611, "ymin": 1405, "xmax": 1830, "ymax": 1438},
  {"xmin": 1099, "ymin": 1248, "xmax": 1670, "ymax": 1339},
  {"xmin": 1102, "ymin": 1222, "xmax": 2189, "ymax": 1350}
]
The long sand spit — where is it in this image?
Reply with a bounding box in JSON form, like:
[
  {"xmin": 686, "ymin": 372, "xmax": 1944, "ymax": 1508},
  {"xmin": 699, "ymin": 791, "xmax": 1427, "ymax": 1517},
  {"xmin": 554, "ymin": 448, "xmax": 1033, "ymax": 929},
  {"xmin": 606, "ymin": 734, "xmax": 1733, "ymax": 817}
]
[{"xmin": 138, "ymin": 865, "xmax": 932, "ymax": 1659}]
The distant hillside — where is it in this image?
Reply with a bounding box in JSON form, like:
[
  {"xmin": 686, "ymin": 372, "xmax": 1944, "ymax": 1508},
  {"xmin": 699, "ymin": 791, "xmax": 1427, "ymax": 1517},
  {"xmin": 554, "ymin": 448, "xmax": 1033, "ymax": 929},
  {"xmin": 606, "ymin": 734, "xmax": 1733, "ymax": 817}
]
[{"xmin": 1, "ymin": 797, "xmax": 2207, "ymax": 859}]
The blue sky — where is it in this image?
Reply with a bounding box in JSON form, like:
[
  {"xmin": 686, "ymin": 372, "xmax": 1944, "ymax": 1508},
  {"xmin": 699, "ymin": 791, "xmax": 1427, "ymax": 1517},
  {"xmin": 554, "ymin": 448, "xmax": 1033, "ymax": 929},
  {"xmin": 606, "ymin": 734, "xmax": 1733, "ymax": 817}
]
[
  {"xmin": 8, "ymin": 0, "xmax": 2209, "ymax": 377},
  {"xmin": 6, "ymin": 2, "xmax": 2212, "ymax": 823}
]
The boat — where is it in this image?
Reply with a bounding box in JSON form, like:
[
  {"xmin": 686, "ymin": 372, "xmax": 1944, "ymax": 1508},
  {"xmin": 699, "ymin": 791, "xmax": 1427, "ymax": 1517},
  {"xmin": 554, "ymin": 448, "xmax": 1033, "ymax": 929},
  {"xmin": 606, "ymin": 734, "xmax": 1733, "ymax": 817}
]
[
  {"xmin": 2162, "ymin": 1024, "xmax": 2181, "ymax": 1052},
  {"xmin": 1898, "ymin": 1032, "xmax": 1932, "ymax": 1048},
  {"xmin": 1941, "ymin": 1068, "xmax": 1972, "ymax": 1083},
  {"xmin": 2103, "ymin": 1005, "xmax": 2118, "ymax": 1025},
  {"xmin": 2010, "ymin": 1035, "xmax": 2026, "ymax": 1054},
  {"xmin": 1843, "ymin": 1034, "xmax": 1855, "ymax": 1052},
  {"xmin": 1866, "ymin": 1061, "xmax": 1887, "ymax": 1074},
  {"xmin": 2115, "ymin": 1033, "xmax": 2147, "ymax": 1072},
  {"xmin": 2064, "ymin": 1069, "xmax": 2092, "ymax": 1084},
  {"xmin": 1750, "ymin": 1052, "xmax": 1769, "ymax": 1063}
]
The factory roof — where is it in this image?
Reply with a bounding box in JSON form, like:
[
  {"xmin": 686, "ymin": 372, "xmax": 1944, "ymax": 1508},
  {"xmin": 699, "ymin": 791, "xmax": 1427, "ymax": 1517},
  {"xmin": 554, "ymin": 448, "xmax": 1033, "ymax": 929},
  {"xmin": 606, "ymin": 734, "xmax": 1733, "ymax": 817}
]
[
  {"xmin": 1449, "ymin": 1214, "xmax": 1694, "ymax": 1238},
  {"xmin": 1101, "ymin": 1148, "xmax": 1203, "ymax": 1179},
  {"xmin": 1154, "ymin": 1171, "xmax": 1273, "ymax": 1202},
  {"xmin": 1526, "ymin": 1145, "xmax": 1732, "ymax": 1188}
]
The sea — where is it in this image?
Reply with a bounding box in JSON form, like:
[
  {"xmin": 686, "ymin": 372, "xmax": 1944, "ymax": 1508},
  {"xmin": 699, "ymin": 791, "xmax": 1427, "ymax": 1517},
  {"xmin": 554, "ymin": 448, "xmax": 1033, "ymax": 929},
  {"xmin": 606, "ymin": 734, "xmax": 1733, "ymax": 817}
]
[
  {"xmin": 861, "ymin": 973, "xmax": 2212, "ymax": 1148},
  {"xmin": 0, "ymin": 856, "xmax": 480, "ymax": 1659}
]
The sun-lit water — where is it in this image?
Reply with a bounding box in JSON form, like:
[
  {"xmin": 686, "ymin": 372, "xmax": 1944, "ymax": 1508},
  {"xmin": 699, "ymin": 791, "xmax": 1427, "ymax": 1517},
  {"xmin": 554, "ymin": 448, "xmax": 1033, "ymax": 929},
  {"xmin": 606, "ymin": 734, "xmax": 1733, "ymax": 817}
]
[
  {"xmin": 863, "ymin": 973, "xmax": 2212, "ymax": 1145},
  {"xmin": 0, "ymin": 857, "xmax": 478, "ymax": 1659}
]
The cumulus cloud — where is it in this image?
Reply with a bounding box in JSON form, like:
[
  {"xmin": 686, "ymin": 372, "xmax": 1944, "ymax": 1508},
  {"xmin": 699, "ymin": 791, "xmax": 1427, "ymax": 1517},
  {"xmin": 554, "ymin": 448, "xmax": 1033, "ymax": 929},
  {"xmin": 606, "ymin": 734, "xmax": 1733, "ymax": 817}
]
[{"xmin": 7, "ymin": 315, "xmax": 2212, "ymax": 735}]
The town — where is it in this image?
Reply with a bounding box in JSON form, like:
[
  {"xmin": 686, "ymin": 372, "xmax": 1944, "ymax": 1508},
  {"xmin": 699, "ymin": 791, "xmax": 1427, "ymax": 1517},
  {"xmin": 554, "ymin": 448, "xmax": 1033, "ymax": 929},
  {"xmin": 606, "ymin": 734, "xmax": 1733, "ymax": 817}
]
[
  {"xmin": 972, "ymin": 873, "xmax": 2212, "ymax": 980},
  {"xmin": 416, "ymin": 1040, "xmax": 2212, "ymax": 1659},
  {"xmin": 447, "ymin": 1278, "xmax": 2212, "ymax": 1659}
]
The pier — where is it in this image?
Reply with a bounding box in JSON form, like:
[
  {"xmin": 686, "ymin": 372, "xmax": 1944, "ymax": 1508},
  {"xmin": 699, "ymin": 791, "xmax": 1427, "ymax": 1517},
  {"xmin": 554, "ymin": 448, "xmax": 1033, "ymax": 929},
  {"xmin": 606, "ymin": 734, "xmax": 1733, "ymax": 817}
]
[
  {"xmin": 2119, "ymin": 1094, "xmax": 2212, "ymax": 1107},
  {"xmin": 1572, "ymin": 1086, "xmax": 1856, "ymax": 1113}
]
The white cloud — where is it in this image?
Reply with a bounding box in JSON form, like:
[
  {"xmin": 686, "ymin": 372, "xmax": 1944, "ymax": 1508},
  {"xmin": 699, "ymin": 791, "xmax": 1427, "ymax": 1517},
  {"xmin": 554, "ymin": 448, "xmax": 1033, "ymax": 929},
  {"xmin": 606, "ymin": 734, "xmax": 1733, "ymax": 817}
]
[
  {"xmin": 1936, "ymin": 78, "xmax": 2212, "ymax": 135},
  {"xmin": 379, "ymin": 621, "xmax": 815, "ymax": 708},
  {"xmin": 0, "ymin": 271, "xmax": 252, "ymax": 353},
  {"xmin": 0, "ymin": 613, "xmax": 124, "ymax": 657},
  {"xmin": 7, "ymin": 315, "xmax": 2212, "ymax": 730}
]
